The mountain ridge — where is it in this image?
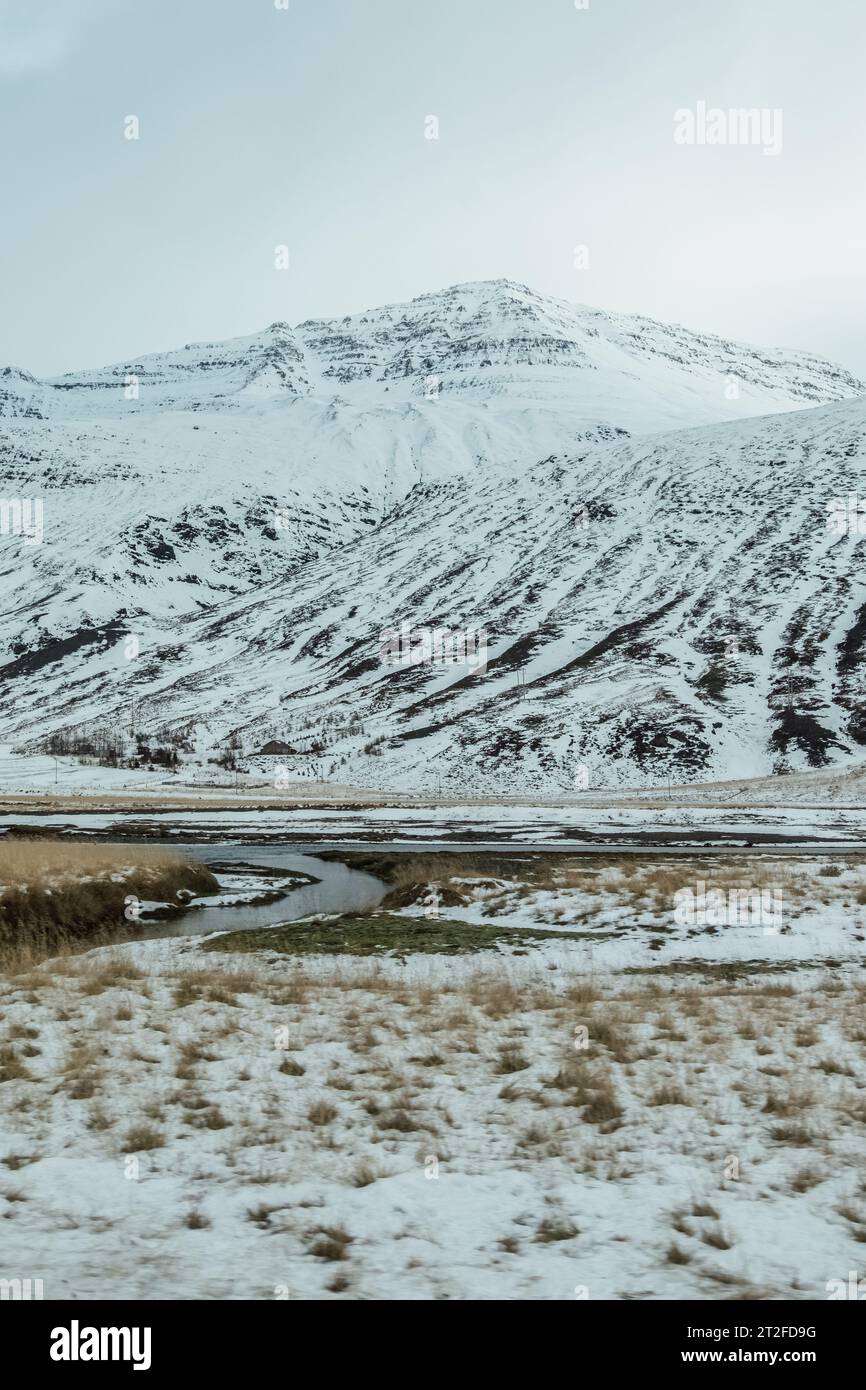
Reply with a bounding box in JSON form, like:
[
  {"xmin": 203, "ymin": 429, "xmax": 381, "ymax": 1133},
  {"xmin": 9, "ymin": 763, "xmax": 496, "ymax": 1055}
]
[
  {"xmin": 3, "ymin": 279, "xmax": 863, "ymax": 433},
  {"xmin": 0, "ymin": 281, "xmax": 864, "ymax": 792}
]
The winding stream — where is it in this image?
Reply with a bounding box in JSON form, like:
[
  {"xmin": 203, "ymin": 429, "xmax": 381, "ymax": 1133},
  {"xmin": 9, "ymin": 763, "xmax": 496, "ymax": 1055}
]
[{"xmin": 139, "ymin": 844, "xmax": 387, "ymax": 940}]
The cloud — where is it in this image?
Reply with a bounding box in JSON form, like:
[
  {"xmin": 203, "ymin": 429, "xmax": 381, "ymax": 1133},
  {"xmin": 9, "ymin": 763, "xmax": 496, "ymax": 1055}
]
[{"xmin": 0, "ymin": 0, "xmax": 93, "ymax": 77}]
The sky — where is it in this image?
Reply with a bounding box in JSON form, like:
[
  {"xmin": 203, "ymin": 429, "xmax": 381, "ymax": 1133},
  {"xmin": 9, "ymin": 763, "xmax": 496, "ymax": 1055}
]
[{"xmin": 1, "ymin": 0, "xmax": 864, "ymax": 378}]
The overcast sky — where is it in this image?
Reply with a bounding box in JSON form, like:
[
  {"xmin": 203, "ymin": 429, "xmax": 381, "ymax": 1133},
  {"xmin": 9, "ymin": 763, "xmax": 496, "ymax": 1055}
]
[{"xmin": 1, "ymin": 0, "xmax": 864, "ymax": 378}]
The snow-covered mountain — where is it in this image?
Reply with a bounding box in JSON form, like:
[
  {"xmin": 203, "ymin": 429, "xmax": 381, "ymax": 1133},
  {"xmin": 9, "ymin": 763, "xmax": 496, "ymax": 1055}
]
[
  {"xmin": 4, "ymin": 279, "xmax": 862, "ymax": 428},
  {"xmin": 0, "ymin": 279, "xmax": 864, "ymax": 792}
]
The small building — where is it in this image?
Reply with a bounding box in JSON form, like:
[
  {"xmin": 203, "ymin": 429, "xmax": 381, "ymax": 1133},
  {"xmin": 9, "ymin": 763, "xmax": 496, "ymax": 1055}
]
[{"xmin": 257, "ymin": 739, "xmax": 297, "ymax": 756}]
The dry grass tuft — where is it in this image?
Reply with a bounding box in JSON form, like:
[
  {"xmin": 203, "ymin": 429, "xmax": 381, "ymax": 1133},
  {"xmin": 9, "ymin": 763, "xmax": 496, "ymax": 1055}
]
[
  {"xmin": 534, "ymin": 1216, "xmax": 579, "ymax": 1243},
  {"xmin": 279, "ymin": 1056, "xmax": 305, "ymax": 1077},
  {"xmin": 0, "ymin": 1043, "xmax": 31, "ymax": 1083},
  {"xmin": 308, "ymin": 1225, "xmax": 354, "ymax": 1261},
  {"xmin": 308, "ymin": 1099, "xmax": 338, "ymax": 1127},
  {"xmin": 666, "ymin": 1242, "xmax": 692, "ymax": 1265},
  {"xmin": 493, "ymin": 1045, "xmax": 530, "ymax": 1075},
  {"xmin": 121, "ymin": 1124, "xmax": 165, "ymax": 1152}
]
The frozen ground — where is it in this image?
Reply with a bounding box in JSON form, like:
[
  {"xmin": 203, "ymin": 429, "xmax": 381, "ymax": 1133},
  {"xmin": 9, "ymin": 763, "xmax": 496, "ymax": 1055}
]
[
  {"xmin": 2, "ymin": 749, "xmax": 866, "ymax": 812},
  {"xmin": 395, "ymin": 853, "xmax": 866, "ymax": 970},
  {"xmin": 1, "ymin": 849, "xmax": 865, "ymax": 1300},
  {"xmin": 3, "ymin": 799, "xmax": 866, "ymax": 852}
]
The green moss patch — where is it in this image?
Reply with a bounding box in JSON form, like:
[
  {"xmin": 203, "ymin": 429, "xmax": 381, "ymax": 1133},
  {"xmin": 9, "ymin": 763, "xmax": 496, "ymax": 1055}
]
[{"xmin": 202, "ymin": 912, "xmax": 604, "ymax": 958}]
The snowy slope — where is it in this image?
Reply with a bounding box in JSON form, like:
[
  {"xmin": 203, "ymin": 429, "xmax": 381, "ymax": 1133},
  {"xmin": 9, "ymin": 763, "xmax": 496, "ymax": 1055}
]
[
  {"xmin": 4, "ymin": 280, "xmax": 862, "ymax": 430},
  {"xmin": 0, "ymin": 281, "xmax": 864, "ymax": 792}
]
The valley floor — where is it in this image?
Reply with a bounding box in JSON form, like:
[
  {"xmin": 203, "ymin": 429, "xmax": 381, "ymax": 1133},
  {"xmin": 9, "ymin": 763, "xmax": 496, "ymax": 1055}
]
[{"xmin": 2, "ymin": 746, "xmax": 866, "ymax": 817}]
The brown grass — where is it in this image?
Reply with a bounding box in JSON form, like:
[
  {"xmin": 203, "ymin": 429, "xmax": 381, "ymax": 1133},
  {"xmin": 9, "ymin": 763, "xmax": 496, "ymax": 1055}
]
[
  {"xmin": 308, "ymin": 1099, "xmax": 338, "ymax": 1126},
  {"xmin": 1, "ymin": 918, "xmax": 863, "ymax": 1300},
  {"xmin": 666, "ymin": 1242, "xmax": 692, "ymax": 1265},
  {"xmin": 0, "ymin": 1044, "xmax": 31, "ymax": 1083},
  {"xmin": 534, "ymin": 1216, "xmax": 579, "ymax": 1243},
  {"xmin": 790, "ymin": 1167, "xmax": 823, "ymax": 1193},
  {"xmin": 308, "ymin": 1224, "xmax": 354, "ymax": 1260},
  {"xmin": 279, "ymin": 1056, "xmax": 305, "ymax": 1077},
  {"xmin": 0, "ymin": 840, "xmax": 218, "ymax": 968},
  {"xmin": 121, "ymin": 1124, "xmax": 165, "ymax": 1152}
]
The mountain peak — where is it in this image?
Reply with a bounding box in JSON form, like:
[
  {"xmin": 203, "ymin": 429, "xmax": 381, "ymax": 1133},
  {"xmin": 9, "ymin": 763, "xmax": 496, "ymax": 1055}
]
[{"xmin": 2, "ymin": 282, "xmax": 863, "ymax": 427}]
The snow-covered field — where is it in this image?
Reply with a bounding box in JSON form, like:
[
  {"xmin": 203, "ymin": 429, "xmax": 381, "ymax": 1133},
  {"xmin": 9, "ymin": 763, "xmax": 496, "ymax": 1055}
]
[
  {"xmin": 2, "ymin": 848, "xmax": 865, "ymax": 1301},
  {"xmin": 2, "ymin": 744, "xmax": 866, "ymax": 828},
  {"xmin": 402, "ymin": 853, "xmax": 866, "ymax": 969},
  {"xmin": 3, "ymin": 798, "xmax": 866, "ymax": 851}
]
